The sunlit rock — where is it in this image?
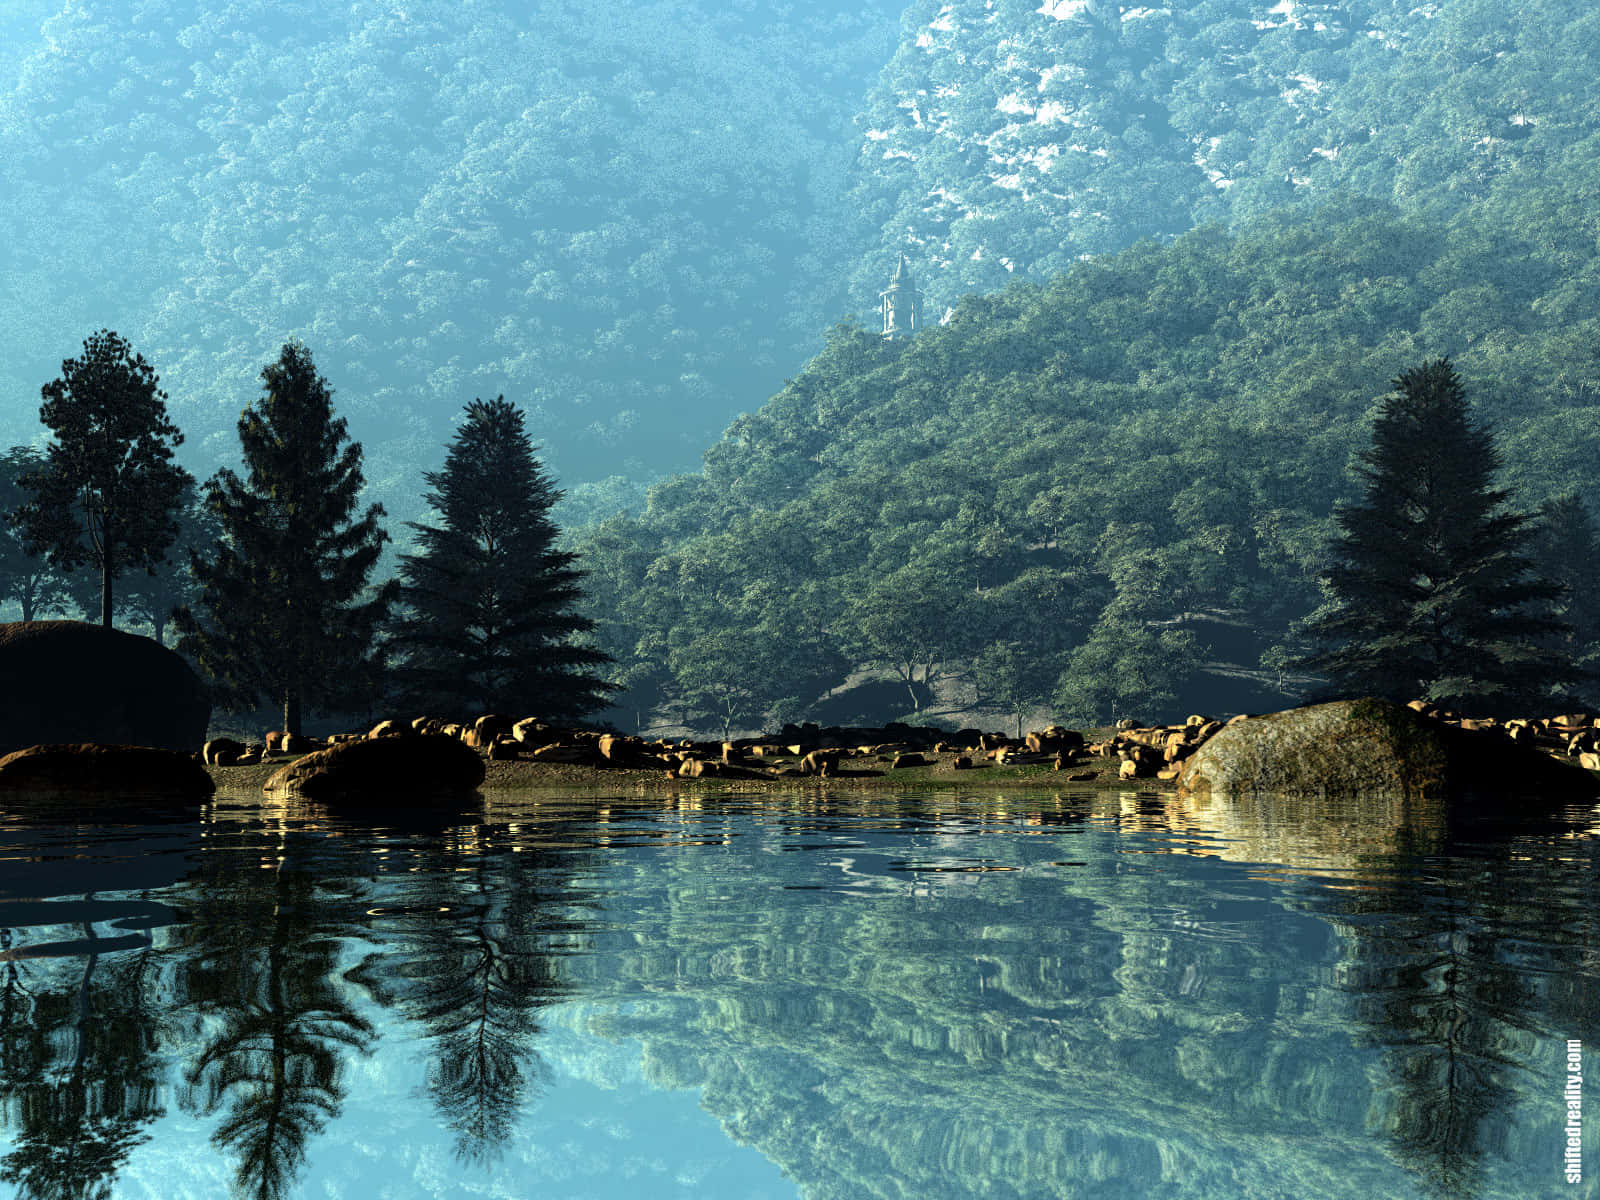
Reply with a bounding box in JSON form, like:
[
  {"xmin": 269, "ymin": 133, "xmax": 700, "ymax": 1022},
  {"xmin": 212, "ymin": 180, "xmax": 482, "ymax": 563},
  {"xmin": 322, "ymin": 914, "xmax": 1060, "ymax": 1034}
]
[{"xmin": 1178, "ymin": 697, "xmax": 1600, "ymax": 802}]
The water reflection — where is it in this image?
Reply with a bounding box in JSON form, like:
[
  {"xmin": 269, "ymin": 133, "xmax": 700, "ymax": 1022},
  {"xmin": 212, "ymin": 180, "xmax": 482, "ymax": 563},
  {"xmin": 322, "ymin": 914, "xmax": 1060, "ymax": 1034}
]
[
  {"xmin": 0, "ymin": 789, "xmax": 1592, "ymax": 1199},
  {"xmin": 374, "ymin": 830, "xmax": 583, "ymax": 1164}
]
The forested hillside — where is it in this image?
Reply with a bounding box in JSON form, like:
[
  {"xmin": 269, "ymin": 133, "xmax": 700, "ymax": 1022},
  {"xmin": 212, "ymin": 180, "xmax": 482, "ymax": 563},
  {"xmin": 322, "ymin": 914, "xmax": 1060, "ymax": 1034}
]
[
  {"xmin": 568, "ymin": 187, "xmax": 1600, "ymax": 731},
  {"xmin": 850, "ymin": 0, "xmax": 1600, "ymax": 313},
  {"xmin": 10, "ymin": 1, "xmax": 1600, "ymax": 540},
  {"xmin": 0, "ymin": 0, "xmax": 900, "ymax": 529}
]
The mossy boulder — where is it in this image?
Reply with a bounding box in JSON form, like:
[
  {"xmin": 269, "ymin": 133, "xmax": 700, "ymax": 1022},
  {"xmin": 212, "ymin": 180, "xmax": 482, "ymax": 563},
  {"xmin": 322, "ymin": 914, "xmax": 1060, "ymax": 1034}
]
[
  {"xmin": 263, "ymin": 733, "xmax": 485, "ymax": 801},
  {"xmin": 1176, "ymin": 697, "xmax": 1600, "ymax": 803},
  {"xmin": 0, "ymin": 621, "xmax": 210, "ymax": 754},
  {"xmin": 0, "ymin": 743, "xmax": 214, "ymax": 810}
]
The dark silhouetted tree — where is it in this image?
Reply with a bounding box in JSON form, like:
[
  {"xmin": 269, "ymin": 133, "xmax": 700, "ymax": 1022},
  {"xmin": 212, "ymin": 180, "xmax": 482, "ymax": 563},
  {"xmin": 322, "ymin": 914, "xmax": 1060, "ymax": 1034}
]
[
  {"xmin": 0, "ymin": 446, "xmax": 78, "ymax": 622},
  {"xmin": 1298, "ymin": 358, "xmax": 1568, "ymax": 713},
  {"xmin": 173, "ymin": 341, "xmax": 398, "ymax": 736},
  {"xmin": 1528, "ymin": 492, "xmax": 1600, "ymax": 703},
  {"xmin": 62, "ymin": 478, "xmax": 221, "ymax": 644},
  {"xmin": 387, "ymin": 396, "xmax": 612, "ymax": 720},
  {"xmin": 8, "ymin": 331, "xmax": 192, "ymax": 628}
]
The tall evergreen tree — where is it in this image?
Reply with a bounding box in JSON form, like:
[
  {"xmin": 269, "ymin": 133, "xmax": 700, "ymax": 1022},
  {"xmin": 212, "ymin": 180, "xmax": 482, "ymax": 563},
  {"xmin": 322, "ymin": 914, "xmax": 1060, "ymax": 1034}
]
[
  {"xmin": 1298, "ymin": 358, "xmax": 1568, "ymax": 713},
  {"xmin": 173, "ymin": 342, "xmax": 398, "ymax": 736},
  {"xmin": 388, "ymin": 396, "xmax": 612, "ymax": 720},
  {"xmin": 1528, "ymin": 493, "xmax": 1600, "ymax": 703},
  {"xmin": 7, "ymin": 330, "xmax": 192, "ymax": 628}
]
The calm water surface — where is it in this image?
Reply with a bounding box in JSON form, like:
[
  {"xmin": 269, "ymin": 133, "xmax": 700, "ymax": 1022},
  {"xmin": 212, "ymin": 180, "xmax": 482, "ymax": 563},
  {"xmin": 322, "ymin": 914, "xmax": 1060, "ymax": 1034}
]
[{"xmin": 0, "ymin": 787, "xmax": 1595, "ymax": 1200}]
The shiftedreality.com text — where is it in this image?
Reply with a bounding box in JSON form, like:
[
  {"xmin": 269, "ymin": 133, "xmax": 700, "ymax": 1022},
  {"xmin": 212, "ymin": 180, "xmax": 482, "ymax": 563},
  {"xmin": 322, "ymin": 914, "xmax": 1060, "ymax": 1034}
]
[{"xmin": 1566, "ymin": 1040, "xmax": 1583, "ymax": 1185}]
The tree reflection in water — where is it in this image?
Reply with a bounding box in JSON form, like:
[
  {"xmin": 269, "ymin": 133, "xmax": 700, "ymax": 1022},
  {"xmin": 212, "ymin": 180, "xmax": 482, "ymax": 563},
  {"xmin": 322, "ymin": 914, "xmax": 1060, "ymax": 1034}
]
[
  {"xmin": 1325, "ymin": 823, "xmax": 1600, "ymax": 1200},
  {"xmin": 0, "ymin": 791, "xmax": 1593, "ymax": 1200},
  {"xmin": 374, "ymin": 824, "xmax": 584, "ymax": 1164},
  {"xmin": 175, "ymin": 838, "xmax": 376, "ymax": 1200},
  {"xmin": 0, "ymin": 919, "xmax": 164, "ymax": 1199}
]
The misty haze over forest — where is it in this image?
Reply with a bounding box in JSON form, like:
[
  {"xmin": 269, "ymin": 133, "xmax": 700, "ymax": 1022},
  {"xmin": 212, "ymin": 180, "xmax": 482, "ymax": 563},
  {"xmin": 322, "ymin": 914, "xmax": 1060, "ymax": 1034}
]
[{"xmin": 7, "ymin": 0, "xmax": 1600, "ymax": 729}]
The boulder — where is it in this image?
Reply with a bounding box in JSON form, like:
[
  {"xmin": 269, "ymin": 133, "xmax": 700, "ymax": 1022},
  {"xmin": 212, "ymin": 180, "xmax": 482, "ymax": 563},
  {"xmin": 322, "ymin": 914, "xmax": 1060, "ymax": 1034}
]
[
  {"xmin": 203, "ymin": 737, "xmax": 246, "ymax": 766},
  {"xmin": 0, "ymin": 621, "xmax": 210, "ymax": 754},
  {"xmin": 1177, "ymin": 697, "xmax": 1600, "ymax": 803},
  {"xmin": 1026, "ymin": 727, "xmax": 1085, "ymax": 754},
  {"xmin": 512, "ymin": 717, "xmax": 549, "ymax": 743},
  {"xmin": 599, "ymin": 734, "xmax": 644, "ymax": 763},
  {"xmin": 472, "ymin": 713, "xmax": 513, "ymax": 742},
  {"xmin": 367, "ymin": 719, "xmax": 413, "ymax": 738},
  {"xmin": 263, "ymin": 733, "xmax": 485, "ymax": 801},
  {"xmin": 800, "ymin": 749, "xmax": 838, "ymax": 776},
  {"xmin": 0, "ymin": 743, "xmax": 214, "ymax": 804}
]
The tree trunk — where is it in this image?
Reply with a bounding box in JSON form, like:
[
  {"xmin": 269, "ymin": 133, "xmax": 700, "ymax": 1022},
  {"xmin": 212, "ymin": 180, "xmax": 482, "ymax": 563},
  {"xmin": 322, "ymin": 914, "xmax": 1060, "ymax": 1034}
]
[
  {"xmin": 100, "ymin": 560, "xmax": 113, "ymax": 628},
  {"xmin": 283, "ymin": 691, "xmax": 302, "ymax": 738}
]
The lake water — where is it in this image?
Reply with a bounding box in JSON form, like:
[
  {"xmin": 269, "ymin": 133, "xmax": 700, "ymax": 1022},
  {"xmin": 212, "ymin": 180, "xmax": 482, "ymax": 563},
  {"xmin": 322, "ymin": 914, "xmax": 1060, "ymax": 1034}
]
[{"xmin": 0, "ymin": 786, "xmax": 1595, "ymax": 1200}]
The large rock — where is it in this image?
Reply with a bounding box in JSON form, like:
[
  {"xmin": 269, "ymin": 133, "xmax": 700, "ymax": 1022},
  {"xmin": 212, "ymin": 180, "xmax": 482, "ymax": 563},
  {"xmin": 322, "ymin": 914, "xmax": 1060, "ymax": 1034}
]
[
  {"xmin": 263, "ymin": 733, "xmax": 485, "ymax": 801},
  {"xmin": 0, "ymin": 622, "xmax": 210, "ymax": 754},
  {"xmin": 0, "ymin": 743, "xmax": 214, "ymax": 805},
  {"xmin": 1177, "ymin": 697, "xmax": 1600, "ymax": 802}
]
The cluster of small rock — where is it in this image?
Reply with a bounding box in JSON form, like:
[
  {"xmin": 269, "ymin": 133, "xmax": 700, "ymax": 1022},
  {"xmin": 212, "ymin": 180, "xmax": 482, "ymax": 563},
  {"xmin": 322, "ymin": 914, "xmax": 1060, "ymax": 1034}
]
[
  {"xmin": 204, "ymin": 716, "xmax": 1132, "ymax": 781},
  {"xmin": 1089, "ymin": 714, "xmax": 1233, "ymax": 781},
  {"xmin": 1403, "ymin": 702, "xmax": 1600, "ymax": 768},
  {"xmin": 197, "ymin": 702, "xmax": 1600, "ymax": 802}
]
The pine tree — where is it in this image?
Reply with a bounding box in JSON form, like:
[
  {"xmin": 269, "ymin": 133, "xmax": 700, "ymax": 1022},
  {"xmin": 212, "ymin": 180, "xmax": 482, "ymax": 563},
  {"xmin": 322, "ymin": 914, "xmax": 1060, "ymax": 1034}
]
[
  {"xmin": 173, "ymin": 342, "xmax": 398, "ymax": 735},
  {"xmin": 1298, "ymin": 358, "xmax": 1569, "ymax": 714},
  {"xmin": 1528, "ymin": 493, "xmax": 1600, "ymax": 702},
  {"xmin": 8, "ymin": 330, "xmax": 192, "ymax": 627},
  {"xmin": 387, "ymin": 396, "xmax": 612, "ymax": 720}
]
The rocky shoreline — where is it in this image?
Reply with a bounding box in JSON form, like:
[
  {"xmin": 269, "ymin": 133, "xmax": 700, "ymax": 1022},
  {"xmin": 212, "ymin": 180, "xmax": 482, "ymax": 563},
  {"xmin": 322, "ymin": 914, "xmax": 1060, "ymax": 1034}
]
[{"xmin": 199, "ymin": 701, "xmax": 1600, "ymax": 802}]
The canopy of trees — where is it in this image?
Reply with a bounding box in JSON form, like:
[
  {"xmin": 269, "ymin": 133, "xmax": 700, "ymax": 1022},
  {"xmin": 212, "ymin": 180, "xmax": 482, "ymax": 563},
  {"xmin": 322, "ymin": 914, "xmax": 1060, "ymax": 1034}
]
[
  {"xmin": 0, "ymin": 0, "xmax": 902, "ymax": 534},
  {"xmin": 567, "ymin": 189, "xmax": 1600, "ymax": 729},
  {"xmin": 6, "ymin": 1, "xmax": 1599, "ymax": 544}
]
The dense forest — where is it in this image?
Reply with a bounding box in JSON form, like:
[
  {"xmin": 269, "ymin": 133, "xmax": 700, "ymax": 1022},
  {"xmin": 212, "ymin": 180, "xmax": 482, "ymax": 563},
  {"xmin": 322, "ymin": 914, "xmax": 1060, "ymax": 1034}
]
[
  {"xmin": 7, "ymin": 1, "xmax": 1600, "ymax": 536},
  {"xmin": 0, "ymin": 0, "xmax": 902, "ymax": 526},
  {"xmin": 8, "ymin": 0, "xmax": 1600, "ymax": 731},
  {"xmin": 566, "ymin": 187, "xmax": 1600, "ymax": 729},
  {"xmin": 849, "ymin": 0, "xmax": 1600, "ymax": 311}
]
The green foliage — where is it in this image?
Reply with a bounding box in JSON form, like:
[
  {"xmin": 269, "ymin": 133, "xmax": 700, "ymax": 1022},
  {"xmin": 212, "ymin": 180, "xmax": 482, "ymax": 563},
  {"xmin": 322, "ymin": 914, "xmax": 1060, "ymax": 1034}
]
[
  {"xmin": 851, "ymin": 0, "xmax": 1600, "ymax": 320},
  {"xmin": 0, "ymin": 445, "xmax": 78, "ymax": 622},
  {"xmin": 8, "ymin": 330, "xmax": 193, "ymax": 628},
  {"xmin": 57, "ymin": 478, "xmax": 222, "ymax": 645},
  {"xmin": 1298, "ymin": 358, "xmax": 1569, "ymax": 714},
  {"xmin": 1528, "ymin": 493, "xmax": 1600, "ymax": 695},
  {"xmin": 568, "ymin": 190, "xmax": 1600, "ymax": 730},
  {"xmin": 0, "ymin": 0, "xmax": 902, "ymax": 516},
  {"xmin": 173, "ymin": 342, "xmax": 398, "ymax": 735},
  {"xmin": 387, "ymin": 396, "xmax": 613, "ymax": 721}
]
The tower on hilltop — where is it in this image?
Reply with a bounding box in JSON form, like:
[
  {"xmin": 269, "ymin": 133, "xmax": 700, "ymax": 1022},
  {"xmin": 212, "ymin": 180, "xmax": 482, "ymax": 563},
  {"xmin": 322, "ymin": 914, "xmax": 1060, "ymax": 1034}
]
[{"xmin": 879, "ymin": 253, "xmax": 923, "ymax": 341}]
